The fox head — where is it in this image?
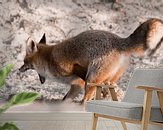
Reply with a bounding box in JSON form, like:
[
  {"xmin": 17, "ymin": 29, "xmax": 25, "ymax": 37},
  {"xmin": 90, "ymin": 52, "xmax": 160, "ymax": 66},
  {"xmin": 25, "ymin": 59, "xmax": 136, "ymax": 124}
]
[{"xmin": 19, "ymin": 34, "xmax": 46, "ymax": 84}]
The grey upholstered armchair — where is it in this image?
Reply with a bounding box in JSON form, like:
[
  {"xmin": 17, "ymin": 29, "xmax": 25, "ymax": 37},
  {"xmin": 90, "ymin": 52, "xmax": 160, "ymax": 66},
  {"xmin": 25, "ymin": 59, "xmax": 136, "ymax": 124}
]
[{"xmin": 86, "ymin": 69, "xmax": 163, "ymax": 130}]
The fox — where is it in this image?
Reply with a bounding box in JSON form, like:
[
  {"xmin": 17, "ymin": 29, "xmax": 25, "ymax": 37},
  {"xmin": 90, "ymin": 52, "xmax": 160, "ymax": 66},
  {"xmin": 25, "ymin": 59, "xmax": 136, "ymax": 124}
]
[{"xmin": 19, "ymin": 18, "xmax": 163, "ymax": 103}]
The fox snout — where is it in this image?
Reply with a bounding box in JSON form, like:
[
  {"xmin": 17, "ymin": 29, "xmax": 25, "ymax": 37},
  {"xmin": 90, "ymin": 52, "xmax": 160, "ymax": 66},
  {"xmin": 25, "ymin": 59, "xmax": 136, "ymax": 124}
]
[
  {"xmin": 19, "ymin": 63, "xmax": 34, "ymax": 72},
  {"xmin": 19, "ymin": 64, "xmax": 46, "ymax": 84},
  {"xmin": 19, "ymin": 64, "xmax": 30, "ymax": 72}
]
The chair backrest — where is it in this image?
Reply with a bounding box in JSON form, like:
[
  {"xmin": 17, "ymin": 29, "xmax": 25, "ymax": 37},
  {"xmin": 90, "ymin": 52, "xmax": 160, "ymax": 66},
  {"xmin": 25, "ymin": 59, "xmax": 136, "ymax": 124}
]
[{"xmin": 123, "ymin": 68, "xmax": 163, "ymax": 107}]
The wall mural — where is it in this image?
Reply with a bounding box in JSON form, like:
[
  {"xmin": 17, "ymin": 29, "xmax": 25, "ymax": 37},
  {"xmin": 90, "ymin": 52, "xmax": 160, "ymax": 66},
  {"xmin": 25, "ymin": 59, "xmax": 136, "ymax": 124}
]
[{"xmin": 0, "ymin": 0, "xmax": 163, "ymax": 112}]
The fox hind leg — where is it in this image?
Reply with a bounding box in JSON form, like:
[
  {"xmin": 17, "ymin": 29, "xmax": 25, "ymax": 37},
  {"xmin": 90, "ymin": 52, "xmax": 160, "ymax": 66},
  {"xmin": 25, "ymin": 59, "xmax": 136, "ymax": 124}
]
[
  {"xmin": 81, "ymin": 69, "xmax": 110, "ymax": 104},
  {"xmin": 110, "ymin": 66, "xmax": 126, "ymax": 84},
  {"xmin": 101, "ymin": 66, "xmax": 126, "ymax": 99}
]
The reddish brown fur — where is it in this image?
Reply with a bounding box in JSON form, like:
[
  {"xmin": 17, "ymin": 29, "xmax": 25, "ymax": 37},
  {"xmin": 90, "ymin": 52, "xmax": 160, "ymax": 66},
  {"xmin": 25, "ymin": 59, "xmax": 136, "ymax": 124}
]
[{"xmin": 19, "ymin": 18, "xmax": 163, "ymax": 103}]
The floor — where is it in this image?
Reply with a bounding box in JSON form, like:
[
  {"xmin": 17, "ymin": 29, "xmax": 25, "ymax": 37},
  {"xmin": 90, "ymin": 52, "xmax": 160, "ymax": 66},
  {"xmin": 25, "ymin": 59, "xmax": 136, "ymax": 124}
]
[
  {"xmin": 5, "ymin": 120, "xmax": 140, "ymax": 130},
  {"xmin": 0, "ymin": 101, "xmax": 161, "ymax": 130}
]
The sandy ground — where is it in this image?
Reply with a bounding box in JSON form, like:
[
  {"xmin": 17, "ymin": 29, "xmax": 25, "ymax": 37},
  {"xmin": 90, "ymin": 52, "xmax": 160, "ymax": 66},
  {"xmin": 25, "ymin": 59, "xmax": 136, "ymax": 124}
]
[{"xmin": 0, "ymin": 0, "xmax": 163, "ymax": 102}]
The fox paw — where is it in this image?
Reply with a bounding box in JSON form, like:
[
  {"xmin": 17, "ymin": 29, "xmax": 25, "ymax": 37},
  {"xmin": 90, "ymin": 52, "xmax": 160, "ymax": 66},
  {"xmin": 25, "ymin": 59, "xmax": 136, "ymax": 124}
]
[{"xmin": 80, "ymin": 99, "xmax": 85, "ymax": 105}]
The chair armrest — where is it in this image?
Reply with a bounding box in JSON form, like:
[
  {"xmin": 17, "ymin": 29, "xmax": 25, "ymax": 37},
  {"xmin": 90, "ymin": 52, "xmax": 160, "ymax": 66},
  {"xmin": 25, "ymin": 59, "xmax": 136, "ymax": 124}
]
[
  {"xmin": 137, "ymin": 86, "xmax": 163, "ymax": 92},
  {"xmin": 87, "ymin": 83, "xmax": 117, "ymax": 88}
]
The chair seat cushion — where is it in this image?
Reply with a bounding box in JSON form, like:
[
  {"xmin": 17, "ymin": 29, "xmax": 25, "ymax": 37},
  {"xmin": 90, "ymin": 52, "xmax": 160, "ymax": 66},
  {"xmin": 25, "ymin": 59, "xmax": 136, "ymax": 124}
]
[{"xmin": 86, "ymin": 100, "xmax": 163, "ymax": 123}]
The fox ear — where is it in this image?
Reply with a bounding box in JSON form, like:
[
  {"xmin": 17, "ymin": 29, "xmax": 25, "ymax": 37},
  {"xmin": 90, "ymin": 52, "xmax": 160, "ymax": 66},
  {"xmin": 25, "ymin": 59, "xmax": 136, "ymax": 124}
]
[
  {"xmin": 26, "ymin": 37, "xmax": 37, "ymax": 55},
  {"xmin": 39, "ymin": 33, "xmax": 46, "ymax": 44}
]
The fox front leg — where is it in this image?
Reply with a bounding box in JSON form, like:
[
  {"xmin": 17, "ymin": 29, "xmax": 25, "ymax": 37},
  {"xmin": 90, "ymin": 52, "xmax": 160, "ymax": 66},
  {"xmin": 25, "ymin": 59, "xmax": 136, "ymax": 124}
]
[
  {"xmin": 63, "ymin": 84, "xmax": 83, "ymax": 101},
  {"xmin": 62, "ymin": 77, "xmax": 85, "ymax": 101}
]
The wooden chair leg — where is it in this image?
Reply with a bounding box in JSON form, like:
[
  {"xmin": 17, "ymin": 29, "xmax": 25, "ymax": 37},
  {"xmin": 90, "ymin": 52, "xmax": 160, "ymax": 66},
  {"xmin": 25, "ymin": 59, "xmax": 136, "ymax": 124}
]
[
  {"xmin": 109, "ymin": 88, "xmax": 118, "ymax": 101},
  {"xmin": 141, "ymin": 90, "xmax": 152, "ymax": 130},
  {"xmin": 95, "ymin": 87, "xmax": 102, "ymax": 100},
  {"xmin": 157, "ymin": 91, "xmax": 163, "ymax": 114},
  {"xmin": 121, "ymin": 121, "xmax": 127, "ymax": 130},
  {"xmin": 92, "ymin": 113, "xmax": 98, "ymax": 130}
]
